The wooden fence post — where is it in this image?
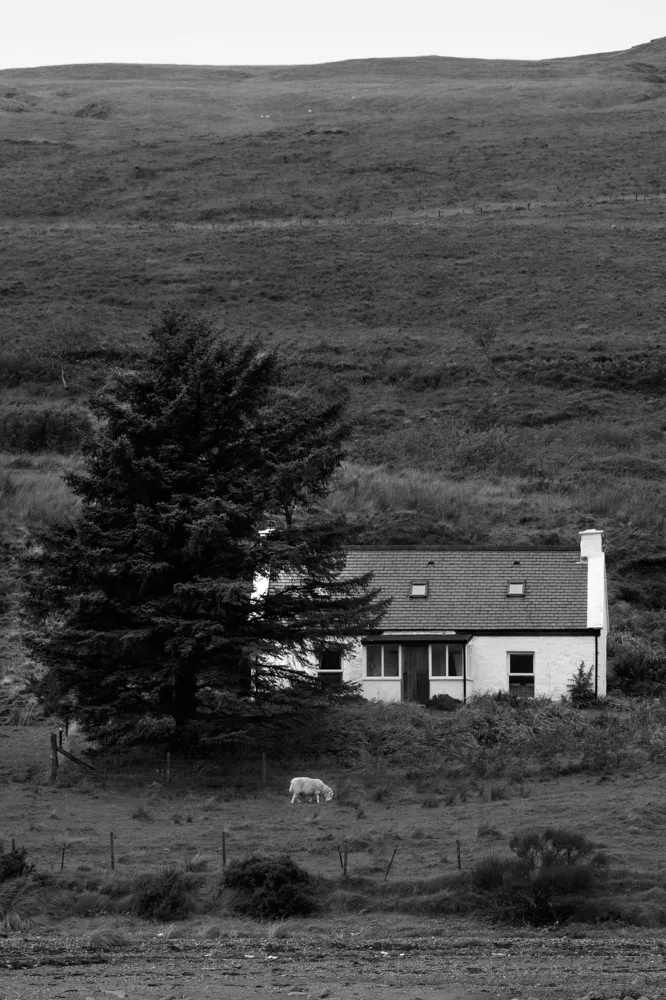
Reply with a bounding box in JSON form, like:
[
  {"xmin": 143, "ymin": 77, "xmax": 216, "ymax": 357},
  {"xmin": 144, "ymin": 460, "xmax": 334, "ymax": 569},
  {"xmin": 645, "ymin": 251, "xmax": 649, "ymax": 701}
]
[
  {"xmin": 50, "ymin": 732, "xmax": 59, "ymax": 783},
  {"xmin": 222, "ymin": 830, "xmax": 227, "ymax": 870},
  {"xmin": 456, "ymin": 838, "xmax": 461, "ymax": 870},
  {"xmin": 384, "ymin": 846, "xmax": 398, "ymax": 881},
  {"xmin": 61, "ymin": 843, "xmax": 66, "ymax": 872},
  {"xmin": 110, "ymin": 832, "xmax": 115, "ymax": 871}
]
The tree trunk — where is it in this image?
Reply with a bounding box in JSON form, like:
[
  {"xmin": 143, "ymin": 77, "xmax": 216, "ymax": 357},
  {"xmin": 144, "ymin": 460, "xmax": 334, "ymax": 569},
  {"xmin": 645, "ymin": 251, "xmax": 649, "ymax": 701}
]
[{"xmin": 171, "ymin": 668, "xmax": 198, "ymax": 729}]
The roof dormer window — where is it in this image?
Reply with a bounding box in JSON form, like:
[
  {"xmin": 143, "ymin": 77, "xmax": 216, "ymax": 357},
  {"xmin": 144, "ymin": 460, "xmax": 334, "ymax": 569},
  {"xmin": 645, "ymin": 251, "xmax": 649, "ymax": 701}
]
[
  {"xmin": 411, "ymin": 580, "xmax": 429, "ymax": 598},
  {"xmin": 507, "ymin": 581, "xmax": 526, "ymax": 597}
]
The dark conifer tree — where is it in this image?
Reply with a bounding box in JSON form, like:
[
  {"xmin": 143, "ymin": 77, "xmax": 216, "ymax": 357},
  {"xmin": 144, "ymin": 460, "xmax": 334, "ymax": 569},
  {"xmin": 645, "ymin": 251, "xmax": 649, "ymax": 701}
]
[{"xmin": 22, "ymin": 310, "xmax": 386, "ymax": 742}]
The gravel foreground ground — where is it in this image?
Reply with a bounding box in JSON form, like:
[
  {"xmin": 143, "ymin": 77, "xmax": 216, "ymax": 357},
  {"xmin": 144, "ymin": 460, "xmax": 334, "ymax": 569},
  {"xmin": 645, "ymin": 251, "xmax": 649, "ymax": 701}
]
[{"xmin": 1, "ymin": 930, "xmax": 666, "ymax": 1000}]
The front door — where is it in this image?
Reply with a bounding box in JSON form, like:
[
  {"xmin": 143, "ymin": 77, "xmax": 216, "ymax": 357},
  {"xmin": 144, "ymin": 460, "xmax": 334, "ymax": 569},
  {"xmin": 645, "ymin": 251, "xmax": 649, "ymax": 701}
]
[{"xmin": 402, "ymin": 645, "xmax": 429, "ymax": 703}]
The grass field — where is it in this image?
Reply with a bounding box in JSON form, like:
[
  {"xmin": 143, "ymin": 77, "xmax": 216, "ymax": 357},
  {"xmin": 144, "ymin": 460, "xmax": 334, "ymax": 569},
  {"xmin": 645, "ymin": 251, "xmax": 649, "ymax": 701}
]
[
  {"xmin": 7, "ymin": 756, "xmax": 666, "ymax": 891},
  {"xmin": 3, "ymin": 771, "xmax": 666, "ymax": 999},
  {"xmin": 3, "ymin": 698, "xmax": 666, "ymax": 930},
  {"xmin": 3, "ymin": 703, "xmax": 666, "ymax": 1000}
]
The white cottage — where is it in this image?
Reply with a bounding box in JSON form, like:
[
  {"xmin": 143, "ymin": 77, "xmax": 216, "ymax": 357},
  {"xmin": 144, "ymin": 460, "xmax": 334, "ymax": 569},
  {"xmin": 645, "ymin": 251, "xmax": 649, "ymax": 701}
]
[{"xmin": 313, "ymin": 529, "xmax": 607, "ymax": 703}]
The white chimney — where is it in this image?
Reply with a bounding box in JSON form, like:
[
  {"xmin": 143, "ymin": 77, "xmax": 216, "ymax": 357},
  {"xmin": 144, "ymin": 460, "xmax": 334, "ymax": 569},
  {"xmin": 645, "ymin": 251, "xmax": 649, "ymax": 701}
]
[
  {"xmin": 579, "ymin": 528, "xmax": 603, "ymax": 560},
  {"xmin": 579, "ymin": 528, "xmax": 605, "ymax": 629}
]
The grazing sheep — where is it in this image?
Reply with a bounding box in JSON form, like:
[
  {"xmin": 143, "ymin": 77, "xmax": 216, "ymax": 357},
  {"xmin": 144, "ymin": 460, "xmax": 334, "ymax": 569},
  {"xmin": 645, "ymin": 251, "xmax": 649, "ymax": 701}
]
[{"xmin": 289, "ymin": 777, "xmax": 334, "ymax": 804}]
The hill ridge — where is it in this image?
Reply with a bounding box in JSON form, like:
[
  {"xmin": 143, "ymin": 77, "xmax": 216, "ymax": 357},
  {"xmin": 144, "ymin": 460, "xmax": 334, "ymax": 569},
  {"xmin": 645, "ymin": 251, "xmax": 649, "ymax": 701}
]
[{"xmin": 2, "ymin": 35, "xmax": 666, "ymax": 79}]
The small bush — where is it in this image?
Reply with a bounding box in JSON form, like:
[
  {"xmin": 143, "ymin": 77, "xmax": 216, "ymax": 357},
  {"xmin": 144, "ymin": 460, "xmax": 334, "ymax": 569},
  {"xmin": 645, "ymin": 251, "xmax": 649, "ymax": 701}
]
[
  {"xmin": 567, "ymin": 662, "xmax": 597, "ymax": 707},
  {"xmin": 130, "ymin": 867, "xmax": 195, "ymax": 921},
  {"xmin": 509, "ymin": 827, "xmax": 598, "ymax": 868},
  {"xmin": 426, "ymin": 693, "xmax": 461, "ymax": 712},
  {"xmin": 473, "ymin": 827, "xmax": 603, "ymax": 925},
  {"xmin": 223, "ymin": 854, "xmax": 319, "ymax": 920},
  {"xmin": 471, "ymin": 854, "xmax": 512, "ymax": 892},
  {"xmin": 0, "ymin": 848, "xmax": 35, "ymax": 883},
  {"xmin": 492, "ymin": 691, "xmax": 523, "ymax": 708}
]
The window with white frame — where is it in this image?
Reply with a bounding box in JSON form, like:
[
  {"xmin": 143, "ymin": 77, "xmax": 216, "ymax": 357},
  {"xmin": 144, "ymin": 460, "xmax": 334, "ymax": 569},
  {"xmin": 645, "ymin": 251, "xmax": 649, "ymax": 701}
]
[
  {"xmin": 366, "ymin": 642, "xmax": 466, "ymax": 679},
  {"xmin": 366, "ymin": 644, "xmax": 400, "ymax": 678},
  {"xmin": 507, "ymin": 580, "xmax": 526, "ymax": 597},
  {"xmin": 508, "ymin": 652, "xmax": 534, "ymax": 697},
  {"xmin": 431, "ymin": 643, "xmax": 464, "ymax": 677},
  {"xmin": 317, "ymin": 649, "xmax": 343, "ymax": 686}
]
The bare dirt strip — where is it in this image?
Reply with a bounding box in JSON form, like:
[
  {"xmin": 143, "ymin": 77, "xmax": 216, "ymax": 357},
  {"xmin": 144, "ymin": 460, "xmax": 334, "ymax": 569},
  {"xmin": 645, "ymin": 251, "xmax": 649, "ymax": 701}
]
[{"xmin": 1, "ymin": 931, "xmax": 666, "ymax": 1000}]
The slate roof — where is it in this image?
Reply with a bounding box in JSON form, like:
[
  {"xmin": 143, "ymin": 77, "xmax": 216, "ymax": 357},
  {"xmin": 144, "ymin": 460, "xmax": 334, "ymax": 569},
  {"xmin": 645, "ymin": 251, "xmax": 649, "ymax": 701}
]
[{"xmin": 344, "ymin": 547, "xmax": 589, "ymax": 632}]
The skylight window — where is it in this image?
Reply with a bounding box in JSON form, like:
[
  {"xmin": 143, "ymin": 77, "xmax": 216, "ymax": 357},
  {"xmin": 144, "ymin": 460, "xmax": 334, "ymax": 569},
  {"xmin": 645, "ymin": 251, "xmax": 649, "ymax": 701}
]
[
  {"xmin": 410, "ymin": 580, "xmax": 429, "ymax": 598},
  {"xmin": 507, "ymin": 581, "xmax": 526, "ymax": 597}
]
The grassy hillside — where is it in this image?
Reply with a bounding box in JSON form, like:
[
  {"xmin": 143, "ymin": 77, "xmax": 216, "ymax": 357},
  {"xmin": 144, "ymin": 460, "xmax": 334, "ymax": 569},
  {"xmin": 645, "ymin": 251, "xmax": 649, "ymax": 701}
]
[
  {"xmin": 2, "ymin": 40, "xmax": 666, "ymax": 687},
  {"xmin": 2, "ymin": 44, "xmax": 666, "ymax": 221}
]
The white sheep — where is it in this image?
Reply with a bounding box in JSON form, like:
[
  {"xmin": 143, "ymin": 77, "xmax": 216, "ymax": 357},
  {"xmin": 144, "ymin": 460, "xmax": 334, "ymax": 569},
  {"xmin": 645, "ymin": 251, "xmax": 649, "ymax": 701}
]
[{"xmin": 289, "ymin": 777, "xmax": 334, "ymax": 804}]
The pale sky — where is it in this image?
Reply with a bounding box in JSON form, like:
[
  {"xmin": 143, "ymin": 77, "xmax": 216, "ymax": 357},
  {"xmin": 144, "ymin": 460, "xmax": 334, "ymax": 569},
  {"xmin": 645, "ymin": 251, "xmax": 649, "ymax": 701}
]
[{"xmin": 1, "ymin": 0, "xmax": 664, "ymax": 72}]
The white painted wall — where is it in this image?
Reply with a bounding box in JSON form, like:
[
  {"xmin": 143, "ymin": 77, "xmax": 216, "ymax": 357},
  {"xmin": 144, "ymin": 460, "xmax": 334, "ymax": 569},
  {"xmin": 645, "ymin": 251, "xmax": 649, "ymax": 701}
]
[
  {"xmin": 341, "ymin": 634, "xmax": 602, "ymax": 702},
  {"xmin": 362, "ymin": 679, "xmax": 402, "ymax": 701},
  {"xmin": 429, "ymin": 678, "xmax": 466, "ymax": 700},
  {"xmin": 466, "ymin": 633, "xmax": 598, "ymax": 700},
  {"xmin": 342, "ymin": 645, "xmax": 401, "ymax": 701},
  {"xmin": 579, "ymin": 529, "xmax": 607, "ymax": 697},
  {"xmin": 593, "ymin": 611, "xmax": 607, "ymax": 698},
  {"xmin": 343, "ymin": 645, "xmax": 364, "ymax": 685}
]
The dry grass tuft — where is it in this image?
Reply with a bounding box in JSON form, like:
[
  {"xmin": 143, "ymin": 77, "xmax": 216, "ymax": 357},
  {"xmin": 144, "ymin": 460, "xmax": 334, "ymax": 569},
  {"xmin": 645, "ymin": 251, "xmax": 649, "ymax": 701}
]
[
  {"xmin": 265, "ymin": 918, "xmax": 290, "ymax": 939},
  {"xmin": 195, "ymin": 919, "xmax": 224, "ymax": 939},
  {"xmin": 0, "ymin": 876, "xmax": 49, "ymax": 932},
  {"xmin": 184, "ymin": 852, "xmax": 210, "ymax": 873},
  {"xmin": 88, "ymin": 926, "xmax": 133, "ymax": 950}
]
